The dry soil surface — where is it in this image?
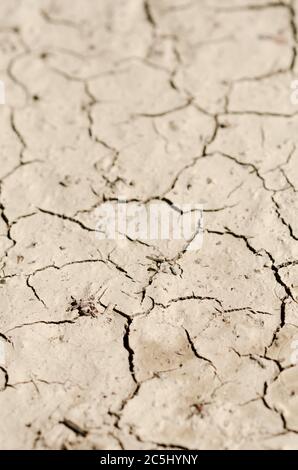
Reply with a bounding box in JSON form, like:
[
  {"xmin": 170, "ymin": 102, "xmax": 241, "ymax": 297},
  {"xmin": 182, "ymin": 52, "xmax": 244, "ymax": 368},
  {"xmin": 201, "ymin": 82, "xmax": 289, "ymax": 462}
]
[{"xmin": 0, "ymin": 0, "xmax": 298, "ymax": 450}]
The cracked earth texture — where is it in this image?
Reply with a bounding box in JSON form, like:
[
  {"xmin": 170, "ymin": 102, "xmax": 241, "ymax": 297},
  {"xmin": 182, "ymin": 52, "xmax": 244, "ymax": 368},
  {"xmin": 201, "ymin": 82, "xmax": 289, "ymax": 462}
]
[{"xmin": 0, "ymin": 0, "xmax": 298, "ymax": 451}]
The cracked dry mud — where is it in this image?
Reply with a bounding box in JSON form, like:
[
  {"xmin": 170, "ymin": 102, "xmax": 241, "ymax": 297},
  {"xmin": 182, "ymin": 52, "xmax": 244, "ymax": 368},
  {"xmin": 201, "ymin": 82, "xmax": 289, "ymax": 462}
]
[{"xmin": 0, "ymin": 0, "xmax": 298, "ymax": 451}]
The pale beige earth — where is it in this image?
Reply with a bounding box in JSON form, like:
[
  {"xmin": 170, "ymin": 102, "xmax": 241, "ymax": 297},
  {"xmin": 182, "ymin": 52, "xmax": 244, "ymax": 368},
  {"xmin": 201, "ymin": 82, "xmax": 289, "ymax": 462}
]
[{"xmin": 0, "ymin": 0, "xmax": 298, "ymax": 450}]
